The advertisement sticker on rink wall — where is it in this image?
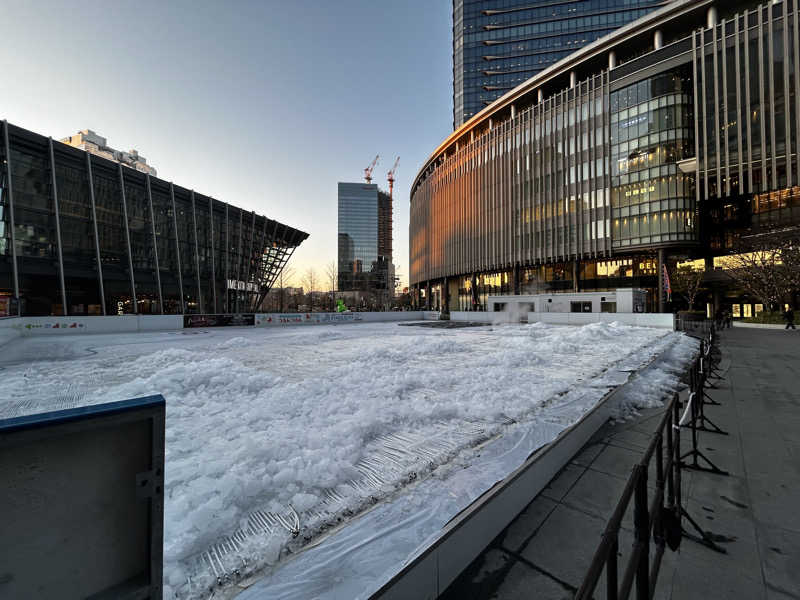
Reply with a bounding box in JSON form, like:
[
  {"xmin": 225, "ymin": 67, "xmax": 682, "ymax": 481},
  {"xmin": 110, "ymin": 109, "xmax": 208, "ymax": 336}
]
[
  {"xmin": 183, "ymin": 314, "xmax": 256, "ymax": 328},
  {"xmin": 254, "ymin": 313, "xmax": 363, "ymax": 326}
]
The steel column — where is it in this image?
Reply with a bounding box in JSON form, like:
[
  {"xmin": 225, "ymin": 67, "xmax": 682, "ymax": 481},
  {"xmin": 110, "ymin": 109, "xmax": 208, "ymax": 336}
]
[
  {"xmin": 700, "ymin": 28, "xmax": 709, "ymax": 199},
  {"xmin": 795, "ymin": 0, "xmax": 800, "ymax": 184},
  {"xmin": 118, "ymin": 164, "xmax": 138, "ymax": 313},
  {"xmin": 145, "ymin": 175, "xmax": 164, "ymax": 314},
  {"xmin": 712, "ymin": 20, "xmax": 721, "ymax": 196},
  {"xmin": 2, "ymin": 120, "xmax": 19, "ymax": 303},
  {"xmin": 85, "ymin": 154, "xmax": 106, "ymax": 315},
  {"xmin": 190, "ymin": 191, "xmax": 203, "ymax": 313},
  {"xmin": 658, "ymin": 248, "xmax": 665, "ymax": 313},
  {"xmin": 721, "ymin": 19, "xmax": 730, "ymax": 196},
  {"xmin": 47, "ymin": 138, "xmax": 68, "ymax": 315},
  {"xmin": 169, "ymin": 184, "xmax": 184, "ymax": 313},
  {"xmin": 244, "ymin": 211, "xmax": 256, "ymax": 312},
  {"xmin": 209, "ymin": 197, "xmax": 217, "ymax": 313},
  {"xmin": 784, "ymin": 2, "xmax": 793, "ymax": 188},
  {"xmin": 745, "ymin": 10, "xmax": 753, "ymax": 193},
  {"xmin": 768, "ymin": 9, "xmax": 778, "ymax": 190},
  {"xmin": 758, "ymin": 6, "xmax": 767, "ymax": 191},
  {"xmin": 693, "ymin": 32, "xmax": 703, "ymax": 209},
  {"xmin": 236, "ymin": 209, "xmax": 243, "ymax": 313},
  {"xmin": 735, "ymin": 16, "xmax": 743, "ymax": 194},
  {"xmin": 224, "ymin": 203, "xmax": 229, "ymax": 312}
]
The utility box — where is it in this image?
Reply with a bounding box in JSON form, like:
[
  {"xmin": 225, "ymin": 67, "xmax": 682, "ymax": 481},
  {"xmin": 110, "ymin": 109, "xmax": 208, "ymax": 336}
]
[{"xmin": 0, "ymin": 395, "xmax": 165, "ymax": 599}]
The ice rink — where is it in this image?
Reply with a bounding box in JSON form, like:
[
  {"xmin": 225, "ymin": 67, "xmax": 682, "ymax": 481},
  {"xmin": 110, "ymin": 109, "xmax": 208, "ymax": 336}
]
[{"xmin": 0, "ymin": 321, "xmax": 696, "ymax": 598}]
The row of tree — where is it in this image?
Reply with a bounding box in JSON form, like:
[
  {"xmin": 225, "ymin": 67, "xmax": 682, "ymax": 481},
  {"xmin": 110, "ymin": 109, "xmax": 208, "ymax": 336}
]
[
  {"xmin": 671, "ymin": 238, "xmax": 800, "ymax": 312},
  {"xmin": 260, "ymin": 261, "xmax": 411, "ymax": 312}
]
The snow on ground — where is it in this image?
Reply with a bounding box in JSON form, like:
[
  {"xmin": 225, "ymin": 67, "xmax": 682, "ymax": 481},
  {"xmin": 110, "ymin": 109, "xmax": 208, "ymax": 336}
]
[{"xmin": 0, "ymin": 321, "xmax": 695, "ymax": 598}]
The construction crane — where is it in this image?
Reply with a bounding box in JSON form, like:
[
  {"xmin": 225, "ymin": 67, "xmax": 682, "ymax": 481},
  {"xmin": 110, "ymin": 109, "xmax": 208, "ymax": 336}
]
[
  {"xmin": 364, "ymin": 155, "xmax": 379, "ymax": 184},
  {"xmin": 387, "ymin": 156, "xmax": 400, "ymax": 199}
]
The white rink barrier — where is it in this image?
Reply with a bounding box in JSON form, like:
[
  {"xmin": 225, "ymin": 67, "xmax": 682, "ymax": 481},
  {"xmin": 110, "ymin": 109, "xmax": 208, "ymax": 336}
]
[
  {"xmin": 0, "ymin": 318, "xmax": 21, "ymax": 347},
  {"xmin": 528, "ymin": 312, "xmax": 674, "ymax": 329},
  {"xmin": 450, "ymin": 311, "xmax": 674, "ymax": 329},
  {"xmin": 255, "ymin": 312, "xmax": 431, "ymax": 326},
  {"xmin": 0, "ymin": 311, "xmax": 439, "ymax": 339},
  {"xmin": 3, "ymin": 315, "xmax": 183, "ymax": 336},
  {"xmin": 449, "ymin": 311, "xmax": 494, "ymax": 323}
]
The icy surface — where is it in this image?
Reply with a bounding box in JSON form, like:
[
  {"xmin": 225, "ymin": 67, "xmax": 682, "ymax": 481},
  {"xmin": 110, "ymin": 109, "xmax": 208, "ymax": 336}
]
[{"xmin": 0, "ymin": 321, "xmax": 696, "ymax": 598}]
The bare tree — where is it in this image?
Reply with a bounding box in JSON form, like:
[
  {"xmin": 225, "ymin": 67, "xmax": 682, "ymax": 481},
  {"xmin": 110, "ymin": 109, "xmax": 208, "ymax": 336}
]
[
  {"xmin": 723, "ymin": 239, "xmax": 798, "ymax": 311},
  {"xmin": 324, "ymin": 260, "xmax": 337, "ymax": 311},
  {"xmin": 671, "ymin": 265, "xmax": 705, "ymax": 311},
  {"xmin": 276, "ymin": 265, "xmax": 295, "ymax": 313},
  {"xmin": 302, "ymin": 268, "xmax": 317, "ymax": 312}
]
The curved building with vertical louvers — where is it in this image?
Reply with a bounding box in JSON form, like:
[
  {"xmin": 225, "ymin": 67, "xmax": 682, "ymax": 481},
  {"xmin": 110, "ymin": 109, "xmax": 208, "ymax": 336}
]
[{"xmin": 411, "ymin": 0, "xmax": 800, "ymax": 313}]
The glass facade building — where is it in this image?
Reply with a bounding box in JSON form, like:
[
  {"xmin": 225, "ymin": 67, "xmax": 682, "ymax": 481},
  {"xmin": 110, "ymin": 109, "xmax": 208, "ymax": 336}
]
[
  {"xmin": 337, "ymin": 182, "xmax": 393, "ymax": 298},
  {"xmin": 453, "ymin": 0, "xmax": 667, "ymax": 128},
  {"xmin": 413, "ymin": 0, "xmax": 800, "ymax": 312},
  {"xmin": 0, "ymin": 121, "xmax": 308, "ymax": 316}
]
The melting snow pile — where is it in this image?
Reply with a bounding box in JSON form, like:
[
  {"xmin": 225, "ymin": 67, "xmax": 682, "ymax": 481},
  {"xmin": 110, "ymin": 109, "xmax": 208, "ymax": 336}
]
[{"xmin": 0, "ymin": 321, "xmax": 696, "ymax": 598}]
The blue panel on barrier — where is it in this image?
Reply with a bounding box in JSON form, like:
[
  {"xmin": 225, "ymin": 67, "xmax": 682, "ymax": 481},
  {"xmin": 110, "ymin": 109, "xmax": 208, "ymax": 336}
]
[{"xmin": 0, "ymin": 394, "xmax": 165, "ymax": 433}]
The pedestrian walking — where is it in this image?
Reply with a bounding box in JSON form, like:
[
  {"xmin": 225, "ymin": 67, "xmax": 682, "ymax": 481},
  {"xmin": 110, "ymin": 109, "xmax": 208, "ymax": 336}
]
[{"xmin": 784, "ymin": 307, "xmax": 796, "ymax": 330}]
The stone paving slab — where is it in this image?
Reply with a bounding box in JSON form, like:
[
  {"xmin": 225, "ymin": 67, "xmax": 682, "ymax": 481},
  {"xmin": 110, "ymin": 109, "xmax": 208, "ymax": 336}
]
[{"xmin": 442, "ymin": 327, "xmax": 800, "ymax": 600}]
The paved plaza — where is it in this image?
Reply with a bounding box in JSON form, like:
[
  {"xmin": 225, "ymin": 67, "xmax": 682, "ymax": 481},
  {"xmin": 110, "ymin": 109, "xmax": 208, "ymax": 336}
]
[{"xmin": 442, "ymin": 327, "xmax": 800, "ymax": 600}]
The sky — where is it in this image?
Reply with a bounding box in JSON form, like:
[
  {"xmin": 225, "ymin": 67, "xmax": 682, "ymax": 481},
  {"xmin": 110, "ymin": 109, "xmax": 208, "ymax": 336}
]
[{"xmin": 0, "ymin": 0, "xmax": 453, "ymax": 289}]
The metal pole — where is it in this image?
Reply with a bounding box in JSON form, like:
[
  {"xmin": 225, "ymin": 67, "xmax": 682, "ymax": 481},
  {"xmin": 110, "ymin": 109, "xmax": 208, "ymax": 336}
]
[
  {"xmin": 48, "ymin": 138, "xmax": 68, "ymax": 315},
  {"xmin": 169, "ymin": 184, "xmax": 184, "ymax": 313},
  {"xmin": 146, "ymin": 175, "xmax": 164, "ymax": 314},
  {"xmin": 118, "ymin": 164, "xmax": 138, "ymax": 313},
  {"xmin": 607, "ymin": 535, "xmax": 618, "ymax": 600},
  {"xmin": 85, "ymin": 154, "xmax": 106, "ymax": 315},
  {"xmin": 658, "ymin": 248, "xmax": 665, "ymax": 313},
  {"xmin": 244, "ymin": 211, "xmax": 256, "ymax": 312},
  {"xmin": 635, "ymin": 468, "xmax": 650, "ymax": 600},
  {"xmin": 224, "ymin": 203, "xmax": 229, "ymax": 313},
  {"xmin": 209, "ymin": 197, "xmax": 217, "ymax": 313},
  {"xmin": 3, "ymin": 120, "xmax": 20, "ymax": 304},
  {"xmin": 235, "ymin": 208, "xmax": 243, "ymax": 313},
  {"xmin": 190, "ymin": 191, "xmax": 203, "ymax": 313}
]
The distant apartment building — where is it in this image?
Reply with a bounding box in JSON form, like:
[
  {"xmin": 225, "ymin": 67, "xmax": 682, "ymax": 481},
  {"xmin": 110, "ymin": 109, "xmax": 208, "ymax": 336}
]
[
  {"xmin": 60, "ymin": 129, "xmax": 157, "ymax": 176},
  {"xmin": 337, "ymin": 182, "xmax": 394, "ymax": 308},
  {"xmin": 452, "ymin": 0, "xmax": 667, "ymax": 128}
]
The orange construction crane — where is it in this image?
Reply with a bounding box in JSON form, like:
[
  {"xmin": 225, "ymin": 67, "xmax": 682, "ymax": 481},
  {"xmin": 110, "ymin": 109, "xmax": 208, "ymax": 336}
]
[
  {"xmin": 387, "ymin": 156, "xmax": 400, "ymax": 199},
  {"xmin": 364, "ymin": 155, "xmax": 379, "ymax": 184}
]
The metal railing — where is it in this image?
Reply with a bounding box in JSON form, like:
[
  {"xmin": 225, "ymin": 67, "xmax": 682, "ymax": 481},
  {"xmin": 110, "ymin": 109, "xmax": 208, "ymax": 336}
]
[
  {"xmin": 675, "ymin": 316, "xmax": 714, "ymax": 338},
  {"xmin": 575, "ymin": 326, "xmax": 727, "ymax": 600}
]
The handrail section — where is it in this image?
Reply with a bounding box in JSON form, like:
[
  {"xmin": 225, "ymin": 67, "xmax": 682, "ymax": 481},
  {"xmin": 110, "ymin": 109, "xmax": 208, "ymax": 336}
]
[{"xmin": 575, "ymin": 322, "xmax": 723, "ymax": 600}]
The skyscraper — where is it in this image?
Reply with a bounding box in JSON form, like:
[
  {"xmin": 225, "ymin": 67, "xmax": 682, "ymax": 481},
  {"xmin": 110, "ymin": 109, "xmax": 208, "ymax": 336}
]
[
  {"xmin": 337, "ymin": 182, "xmax": 393, "ymax": 308},
  {"xmin": 452, "ymin": 0, "xmax": 667, "ymax": 128}
]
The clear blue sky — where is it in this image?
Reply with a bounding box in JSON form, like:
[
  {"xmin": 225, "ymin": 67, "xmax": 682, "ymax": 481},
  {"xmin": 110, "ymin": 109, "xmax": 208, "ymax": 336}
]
[{"xmin": 1, "ymin": 0, "xmax": 453, "ymax": 289}]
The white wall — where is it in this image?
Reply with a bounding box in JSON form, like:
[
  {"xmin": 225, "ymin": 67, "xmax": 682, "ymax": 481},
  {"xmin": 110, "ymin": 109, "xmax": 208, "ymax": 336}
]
[
  {"xmin": 450, "ymin": 311, "xmax": 494, "ymax": 323},
  {"xmin": 255, "ymin": 312, "xmax": 433, "ymax": 326},
  {"xmin": 0, "ymin": 318, "xmax": 22, "ymax": 347},
  {"xmin": 2, "ymin": 312, "xmax": 436, "ymax": 340},
  {"xmin": 488, "ymin": 289, "xmax": 647, "ymax": 315},
  {"xmin": 6, "ymin": 315, "xmax": 183, "ymax": 336},
  {"xmin": 528, "ymin": 312, "xmax": 674, "ymax": 329}
]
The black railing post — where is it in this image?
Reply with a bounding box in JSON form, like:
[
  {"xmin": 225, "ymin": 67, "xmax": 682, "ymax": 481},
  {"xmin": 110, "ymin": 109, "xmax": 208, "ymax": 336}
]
[
  {"xmin": 607, "ymin": 535, "xmax": 618, "ymax": 600},
  {"xmin": 667, "ymin": 395, "xmax": 675, "ymax": 509},
  {"xmin": 635, "ymin": 467, "xmax": 650, "ymax": 600}
]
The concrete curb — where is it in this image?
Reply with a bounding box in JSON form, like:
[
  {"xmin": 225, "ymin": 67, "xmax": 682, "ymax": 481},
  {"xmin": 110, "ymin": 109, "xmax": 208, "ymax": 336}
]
[{"xmin": 733, "ymin": 322, "xmax": 792, "ymax": 330}]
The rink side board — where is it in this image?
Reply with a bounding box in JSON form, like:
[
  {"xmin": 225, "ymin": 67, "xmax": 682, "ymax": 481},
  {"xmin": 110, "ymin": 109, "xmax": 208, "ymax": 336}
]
[
  {"xmin": 0, "ymin": 395, "xmax": 166, "ymax": 600},
  {"xmin": 370, "ymin": 383, "xmax": 625, "ymax": 600}
]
